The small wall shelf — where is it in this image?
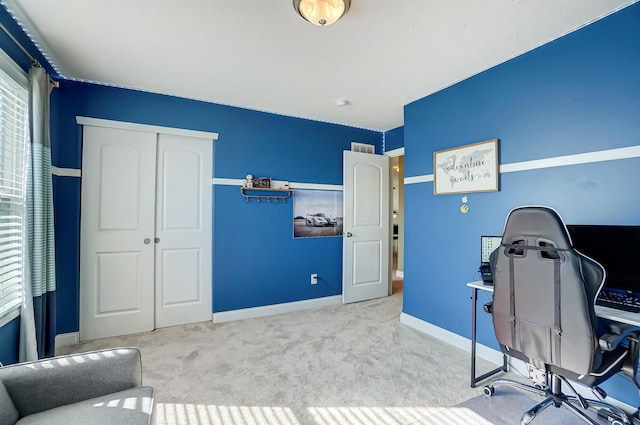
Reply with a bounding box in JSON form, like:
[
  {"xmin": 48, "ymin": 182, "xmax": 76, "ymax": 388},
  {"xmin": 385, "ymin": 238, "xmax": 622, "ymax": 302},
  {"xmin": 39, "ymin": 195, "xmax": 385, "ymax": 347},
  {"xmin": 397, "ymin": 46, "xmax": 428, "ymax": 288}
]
[{"xmin": 240, "ymin": 187, "xmax": 292, "ymax": 203}]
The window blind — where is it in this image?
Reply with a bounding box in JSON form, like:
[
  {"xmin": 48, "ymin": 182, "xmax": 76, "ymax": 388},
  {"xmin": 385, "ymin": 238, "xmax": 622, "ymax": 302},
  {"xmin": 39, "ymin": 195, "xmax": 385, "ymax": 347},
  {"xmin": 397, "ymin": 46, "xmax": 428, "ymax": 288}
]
[{"xmin": 0, "ymin": 59, "xmax": 28, "ymax": 325}]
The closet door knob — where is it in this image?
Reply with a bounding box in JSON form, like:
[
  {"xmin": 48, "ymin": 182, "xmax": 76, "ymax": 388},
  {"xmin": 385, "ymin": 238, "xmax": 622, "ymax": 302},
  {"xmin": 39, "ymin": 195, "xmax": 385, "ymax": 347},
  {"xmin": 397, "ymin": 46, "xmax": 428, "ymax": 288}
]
[
  {"xmin": 346, "ymin": 232, "xmax": 353, "ymax": 237},
  {"xmin": 144, "ymin": 238, "xmax": 151, "ymax": 245},
  {"xmin": 154, "ymin": 238, "xmax": 160, "ymax": 243}
]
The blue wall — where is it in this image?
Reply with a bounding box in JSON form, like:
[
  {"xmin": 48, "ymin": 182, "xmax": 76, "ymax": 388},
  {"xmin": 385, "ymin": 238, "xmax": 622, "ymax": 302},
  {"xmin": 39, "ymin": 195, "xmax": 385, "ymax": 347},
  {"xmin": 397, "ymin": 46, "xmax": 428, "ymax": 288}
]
[
  {"xmin": 403, "ymin": 3, "xmax": 640, "ymax": 406},
  {"xmin": 0, "ymin": 317, "xmax": 19, "ymax": 365},
  {"xmin": 384, "ymin": 126, "xmax": 404, "ymax": 152},
  {"xmin": 50, "ymin": 81, "xmax": 382, "ymax": 334}
]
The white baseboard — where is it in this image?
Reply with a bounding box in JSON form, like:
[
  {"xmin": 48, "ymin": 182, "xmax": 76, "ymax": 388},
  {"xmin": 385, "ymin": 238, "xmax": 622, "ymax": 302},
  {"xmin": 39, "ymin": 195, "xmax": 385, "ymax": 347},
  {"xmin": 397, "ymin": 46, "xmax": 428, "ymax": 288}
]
[
  {"xmin": 213, "ymin": 295, "xmax": 342, "ymax": 323},
  {"xmin": 400, "ymin": 312, "xmax": 637, "ymax": 416},
  {"xmin": 55, "ymin": 297, "xmax": 342, "ymax": 347},
  {"xmin": 55, "ymin": 332, "xmax": 79, "ymax": 349},
  {"xmin": 400, "ymin": 312, "xmax": 505, "ymax": 366}
]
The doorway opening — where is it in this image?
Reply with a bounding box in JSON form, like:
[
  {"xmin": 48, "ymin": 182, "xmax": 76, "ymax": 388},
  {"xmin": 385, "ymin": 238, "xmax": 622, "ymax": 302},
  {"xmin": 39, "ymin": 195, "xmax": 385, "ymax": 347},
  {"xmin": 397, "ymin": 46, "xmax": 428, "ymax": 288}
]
[{"xmin": 391, "ymin": 155, "xmax": 404, "ymax": 294}]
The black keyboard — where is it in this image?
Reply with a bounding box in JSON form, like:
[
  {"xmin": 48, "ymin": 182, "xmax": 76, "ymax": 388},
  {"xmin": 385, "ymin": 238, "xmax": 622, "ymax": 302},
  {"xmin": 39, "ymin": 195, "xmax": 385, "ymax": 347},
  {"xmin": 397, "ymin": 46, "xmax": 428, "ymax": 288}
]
[{"xmin": 596, "ymin": 290, "xmax": 640, "ymax": 313}]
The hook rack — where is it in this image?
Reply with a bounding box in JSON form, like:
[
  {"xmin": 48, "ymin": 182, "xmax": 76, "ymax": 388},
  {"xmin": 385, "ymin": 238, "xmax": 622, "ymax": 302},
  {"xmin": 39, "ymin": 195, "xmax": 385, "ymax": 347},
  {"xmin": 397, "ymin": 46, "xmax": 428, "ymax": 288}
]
[{"xmin": 240, "ymin": 187, "xmax": 292, "ymax": 203}]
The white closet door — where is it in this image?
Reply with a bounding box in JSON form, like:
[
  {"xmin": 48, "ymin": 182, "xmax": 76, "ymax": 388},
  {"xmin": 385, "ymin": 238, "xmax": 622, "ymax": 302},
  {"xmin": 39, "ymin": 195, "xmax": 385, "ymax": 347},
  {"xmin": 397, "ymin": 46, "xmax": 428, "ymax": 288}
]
[
  {"xmin": 154, "ymin": 133, "xmax": 212, "ymax": 328},
  {"xmin": 79, "ymin": 126, "xmax": 157, "ymax": 341}
]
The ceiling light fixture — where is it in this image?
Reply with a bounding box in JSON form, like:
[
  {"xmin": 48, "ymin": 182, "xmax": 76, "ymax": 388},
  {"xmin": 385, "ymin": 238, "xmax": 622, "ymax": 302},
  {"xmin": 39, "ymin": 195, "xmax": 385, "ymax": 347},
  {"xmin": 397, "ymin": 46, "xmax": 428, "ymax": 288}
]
[{"xmin": 293, "ymin": 0, "xmax": 351, "ymax": 27}]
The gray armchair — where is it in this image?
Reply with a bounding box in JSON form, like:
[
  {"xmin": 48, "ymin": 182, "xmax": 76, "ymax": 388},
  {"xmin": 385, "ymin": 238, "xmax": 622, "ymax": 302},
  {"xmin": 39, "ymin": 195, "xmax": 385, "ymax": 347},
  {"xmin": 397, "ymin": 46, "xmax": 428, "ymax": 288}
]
[
  {"xmin": 0, "ymin": 347, "xmax": 154, "ymax": 425},
  {"xmin": 484, "ymin": 206, "xmax": 640, "ymax": 425}
]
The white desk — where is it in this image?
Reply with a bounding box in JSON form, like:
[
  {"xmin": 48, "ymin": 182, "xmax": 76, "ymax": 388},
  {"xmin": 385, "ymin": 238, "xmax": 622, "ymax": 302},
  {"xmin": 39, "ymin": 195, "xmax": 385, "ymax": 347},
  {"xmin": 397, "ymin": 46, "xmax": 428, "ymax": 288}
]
[
  {"xmin": 466, "ymin": 280, "xmax": 640, "ymax": 388},
  {"xmin": 467, "ymin": 280, "xmax": 506, "ymax": 387},
  {"xmin": 595, "ymin": 305, "xmax": 640, "ymax": 327}
]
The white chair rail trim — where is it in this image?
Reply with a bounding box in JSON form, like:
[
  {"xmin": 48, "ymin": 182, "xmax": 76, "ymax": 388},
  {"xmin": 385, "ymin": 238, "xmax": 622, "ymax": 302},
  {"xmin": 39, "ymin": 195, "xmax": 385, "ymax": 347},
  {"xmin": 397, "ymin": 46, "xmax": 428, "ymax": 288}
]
[{"xmin": 406, "ymin": 144, "xmax": 640, "ymax": 185}]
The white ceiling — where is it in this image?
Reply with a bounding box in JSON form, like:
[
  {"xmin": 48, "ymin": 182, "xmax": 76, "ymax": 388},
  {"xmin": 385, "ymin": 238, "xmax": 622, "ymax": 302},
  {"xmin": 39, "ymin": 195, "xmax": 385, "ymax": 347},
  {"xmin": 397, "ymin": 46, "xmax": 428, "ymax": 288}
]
[{"xmin": 3, "ymin": 0, "xmax": 636, "ymax": 131}]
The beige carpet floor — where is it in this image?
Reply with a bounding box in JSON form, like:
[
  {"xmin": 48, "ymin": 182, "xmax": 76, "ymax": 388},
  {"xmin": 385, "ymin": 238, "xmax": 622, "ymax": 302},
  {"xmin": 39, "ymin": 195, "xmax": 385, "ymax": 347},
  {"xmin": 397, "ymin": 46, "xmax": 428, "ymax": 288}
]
[{"xmin": 58, "ymin": 288, "xmax": 512, "ymax": 425}]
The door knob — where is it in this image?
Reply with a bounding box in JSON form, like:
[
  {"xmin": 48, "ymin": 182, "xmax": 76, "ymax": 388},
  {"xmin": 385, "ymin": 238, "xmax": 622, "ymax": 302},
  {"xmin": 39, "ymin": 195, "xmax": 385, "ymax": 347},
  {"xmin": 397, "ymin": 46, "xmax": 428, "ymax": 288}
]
[
  {"xmin": 154, "ymin": 237, "xmax": 160, "ymax": 243},
  {"xmin": 346, "ymin": 232, "xmax": 353, "ymax": 237},
  {"xmin": 144, "ymin": 238, "xmax": 151, "ymax": 244}
]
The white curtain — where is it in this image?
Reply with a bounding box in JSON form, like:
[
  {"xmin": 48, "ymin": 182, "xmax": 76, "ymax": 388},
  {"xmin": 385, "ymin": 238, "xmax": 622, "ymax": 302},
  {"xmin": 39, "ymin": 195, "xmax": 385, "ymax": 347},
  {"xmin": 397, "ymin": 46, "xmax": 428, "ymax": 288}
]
[
  {"xmin": 19, "ymin": 65, "xmax": 56, "ymax": 361},
  {"xmin": 18, "ymin": 241, "xmax": 36, "ymax": 361}
]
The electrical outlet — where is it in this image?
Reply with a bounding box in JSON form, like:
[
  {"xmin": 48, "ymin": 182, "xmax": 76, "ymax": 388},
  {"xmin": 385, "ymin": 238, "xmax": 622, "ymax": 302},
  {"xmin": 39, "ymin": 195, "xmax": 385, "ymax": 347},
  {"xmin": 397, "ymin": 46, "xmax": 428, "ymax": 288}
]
[{"xmin": 310, "ymin": 273, "xmax": 318, "ymax": 285}]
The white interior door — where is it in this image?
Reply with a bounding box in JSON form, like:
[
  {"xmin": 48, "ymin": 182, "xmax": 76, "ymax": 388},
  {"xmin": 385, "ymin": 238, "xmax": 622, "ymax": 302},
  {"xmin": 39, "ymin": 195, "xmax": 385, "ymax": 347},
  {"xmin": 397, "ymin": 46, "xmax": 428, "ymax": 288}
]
[
  {"xmin": 154, "ymin": 133, "xmax": 212, "ymax": 328},
  {"xmin": 342, "ymin": 151, "xmax": 391, "ymax": 303},
  {"xmin": 79, "ymin": 126, "xmax": 157, "ymax": 340}
]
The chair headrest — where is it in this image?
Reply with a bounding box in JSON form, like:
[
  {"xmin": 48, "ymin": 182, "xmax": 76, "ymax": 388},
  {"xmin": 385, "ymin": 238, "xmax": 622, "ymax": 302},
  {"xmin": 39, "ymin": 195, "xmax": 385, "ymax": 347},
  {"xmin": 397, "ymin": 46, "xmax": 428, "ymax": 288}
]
[{"xmin": 502, "ymin": 206, "xmax": 572, "ymax": 249}]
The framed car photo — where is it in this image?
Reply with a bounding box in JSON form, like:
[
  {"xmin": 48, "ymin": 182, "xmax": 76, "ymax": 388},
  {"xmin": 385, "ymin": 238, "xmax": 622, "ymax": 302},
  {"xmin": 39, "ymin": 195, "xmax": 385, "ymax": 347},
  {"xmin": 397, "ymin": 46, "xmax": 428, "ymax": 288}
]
[{"xmin": 293, "ymin": 190, "xmax": 343, "ymax": 238}]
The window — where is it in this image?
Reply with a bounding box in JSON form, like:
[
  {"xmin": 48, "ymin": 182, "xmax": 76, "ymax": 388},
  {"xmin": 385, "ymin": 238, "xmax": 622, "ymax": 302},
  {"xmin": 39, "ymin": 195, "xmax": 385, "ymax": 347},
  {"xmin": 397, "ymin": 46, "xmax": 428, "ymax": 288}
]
[{"xmin": 0, "ymin": 49, "xmax": 28, "ymax": 327}]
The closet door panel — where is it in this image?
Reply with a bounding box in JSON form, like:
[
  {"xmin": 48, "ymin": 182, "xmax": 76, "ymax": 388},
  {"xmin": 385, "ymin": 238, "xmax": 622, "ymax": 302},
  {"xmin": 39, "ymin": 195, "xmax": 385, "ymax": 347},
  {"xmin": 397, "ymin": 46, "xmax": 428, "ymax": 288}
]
[
  {"xmin": 79, "ymin": 126, "xmax": 157, "ymax": 341},
  {"xmin": 161, "ymin": 248, "xmax": 200, "ymax": 305},
  {"xmin": 96, "ymin": 252, "xmax": 142, "ymax": 313},
  {"xmin": 98, "ymin": 144, "xmax": 143, "ymax": 230},
  {"xmin": 154, "ymin": 133, "xmax": 212, "ymax": 328},
  {"xmin": 162, "ymin": 149, "xmax": 201, "ymax": 229}
]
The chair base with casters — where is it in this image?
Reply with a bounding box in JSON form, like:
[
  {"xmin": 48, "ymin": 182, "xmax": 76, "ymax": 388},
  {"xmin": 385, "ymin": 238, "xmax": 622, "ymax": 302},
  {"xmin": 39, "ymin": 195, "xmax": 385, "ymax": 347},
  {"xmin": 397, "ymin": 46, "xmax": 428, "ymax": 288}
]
[
  {"xmin": 481, "ymin": 313, "xmax": 640, "ymax": 425},
  {"xmin": 484, "ymin": 367, "xmax": 634, "ymax": 425}
]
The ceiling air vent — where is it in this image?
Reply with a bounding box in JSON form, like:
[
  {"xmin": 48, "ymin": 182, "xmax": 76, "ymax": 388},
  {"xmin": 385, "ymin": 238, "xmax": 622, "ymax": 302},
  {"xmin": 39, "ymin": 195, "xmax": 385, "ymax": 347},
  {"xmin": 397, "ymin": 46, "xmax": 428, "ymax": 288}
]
[{"xmin": 351, "ymin": 142, "xmax": 375, "ymax": 154}]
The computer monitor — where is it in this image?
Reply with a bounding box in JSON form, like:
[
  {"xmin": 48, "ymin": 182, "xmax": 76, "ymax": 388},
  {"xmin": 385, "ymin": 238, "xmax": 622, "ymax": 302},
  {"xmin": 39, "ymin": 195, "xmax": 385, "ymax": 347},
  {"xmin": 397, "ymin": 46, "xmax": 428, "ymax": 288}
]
[
  {"xmin": 480, "ymin": 236, "xmax": 502, "ymax": 283},
  {"xmin": 481, "ymin": 236, "xmax": 502, "ymax": 264},
  {"xmin": 566, "ymin": 224, "xmax": 640, "ymax": 294}
]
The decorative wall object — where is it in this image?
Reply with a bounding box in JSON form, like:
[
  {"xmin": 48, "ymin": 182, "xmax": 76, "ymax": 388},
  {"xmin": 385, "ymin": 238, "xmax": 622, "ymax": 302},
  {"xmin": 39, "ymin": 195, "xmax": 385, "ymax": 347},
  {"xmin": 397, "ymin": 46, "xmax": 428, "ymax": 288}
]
[
  {"xmin": 433, "ymin": 139, "xmax": 499, "ymax": 195},
  {"xmin": 240, "ymin": 175, "xmax": 291, "ymax": 202},
  {"xmin": 293, "ymin": 190, "xmax": 343, "ymax": 238},
  {"xmin": 252, "ymin": 177, "xmax": 271, "ymax": 188}
]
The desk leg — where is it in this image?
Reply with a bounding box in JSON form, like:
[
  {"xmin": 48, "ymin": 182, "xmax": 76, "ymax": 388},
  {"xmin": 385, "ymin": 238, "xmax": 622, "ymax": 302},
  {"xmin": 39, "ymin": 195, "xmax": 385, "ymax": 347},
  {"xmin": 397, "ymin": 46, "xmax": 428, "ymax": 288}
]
[
  {"xmin": 471, "ymin": 287, "xmax": 478, "ymax": 387},
  {"xmin": 470, "ymin": 286, "xmax": 508, "ymax": 388}
]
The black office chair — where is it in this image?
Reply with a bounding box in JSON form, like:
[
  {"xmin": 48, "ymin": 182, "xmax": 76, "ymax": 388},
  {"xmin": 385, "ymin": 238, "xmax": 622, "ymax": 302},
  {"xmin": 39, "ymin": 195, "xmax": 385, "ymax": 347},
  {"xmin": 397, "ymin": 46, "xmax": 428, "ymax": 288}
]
[{"xmin": 483, "ymin": 206, "xmax": 640, "ymax": 425}]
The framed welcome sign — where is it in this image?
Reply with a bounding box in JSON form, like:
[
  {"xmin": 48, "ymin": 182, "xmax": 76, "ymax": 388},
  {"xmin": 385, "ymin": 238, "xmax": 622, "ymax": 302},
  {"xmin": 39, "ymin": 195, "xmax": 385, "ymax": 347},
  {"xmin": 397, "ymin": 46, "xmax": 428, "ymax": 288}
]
[{"xmin": 433, "ymin": 139, "xmax": 499, "ymax": 195}]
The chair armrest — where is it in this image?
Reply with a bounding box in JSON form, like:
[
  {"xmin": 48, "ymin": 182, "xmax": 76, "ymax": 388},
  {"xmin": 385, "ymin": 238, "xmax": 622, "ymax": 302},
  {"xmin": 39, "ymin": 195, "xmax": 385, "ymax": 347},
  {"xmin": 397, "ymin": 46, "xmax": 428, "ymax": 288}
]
[
  {"xmin": 483, "ymin": 301, "xmax": 493, "ymax": 314},
  {"xmin": 599, "ymin": 323, "xmax": 640, "ymax": 351},
  {"xmin": 0, "ymin": 347, "xmax": 143, "ymax": 417}
]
